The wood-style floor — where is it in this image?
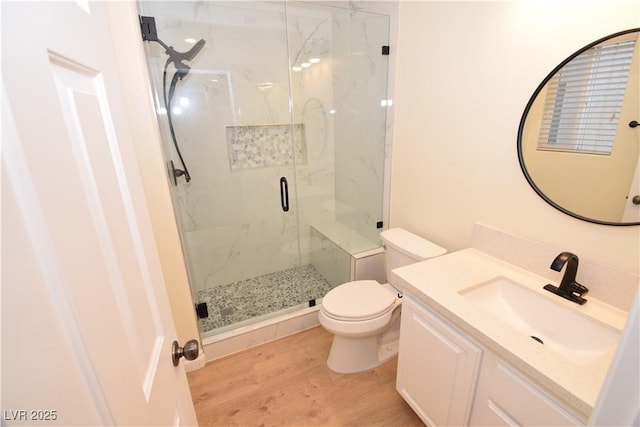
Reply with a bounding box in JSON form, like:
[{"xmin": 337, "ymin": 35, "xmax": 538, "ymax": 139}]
[{"xmin": 187, "ymin": 326, "xmax": 425, "ymax": 427}]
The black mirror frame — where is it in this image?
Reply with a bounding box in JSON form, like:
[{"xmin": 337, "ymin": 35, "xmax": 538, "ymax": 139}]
[{"xmin": 517, "ymin": 28, "xmax": 640, "ymax": 226}]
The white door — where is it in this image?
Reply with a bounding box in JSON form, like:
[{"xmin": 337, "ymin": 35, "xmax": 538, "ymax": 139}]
[{"xmin": 1, "ymin": 1, "xmax": 198, "ymax": 426}]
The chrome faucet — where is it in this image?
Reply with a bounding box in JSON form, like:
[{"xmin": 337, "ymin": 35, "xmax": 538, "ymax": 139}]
[{"xmin": 543, "ymin": 252, "xmax": 589, "ymax": 305}]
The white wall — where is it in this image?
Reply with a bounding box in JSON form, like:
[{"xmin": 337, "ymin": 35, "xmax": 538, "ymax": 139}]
[{"xmin": 391, "ymin": 0, "xmax": 640, "ymax": 275}]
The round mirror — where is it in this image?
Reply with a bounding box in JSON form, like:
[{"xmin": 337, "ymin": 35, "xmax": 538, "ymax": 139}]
[{"xmin": 518, "ymin": 28, "xmax": 640, "ymax": 226}]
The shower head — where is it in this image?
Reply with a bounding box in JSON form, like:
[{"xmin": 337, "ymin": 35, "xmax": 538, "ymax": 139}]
[
  {"xmin": 183, "ymin": 39, "xmax": 206, "ymax": 61},
  {"xmin": 167, "ymin": 39, "xmax": 206, "ymax": 63},
  {"xmin": 164, "ymin": 39, "xmax": 206, "ymax": 66},
  {"xmin": 140, "ymin": 16, "xmax": 206, "ymax": 65},
  {"xmin": 164, "ymin": 39, "xmax": 206, "ymax": 79}
]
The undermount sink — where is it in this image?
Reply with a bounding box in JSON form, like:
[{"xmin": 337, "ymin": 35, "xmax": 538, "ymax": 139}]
[{"xmin": 459, "ymin": 277, "xmax": 620, "ymax": 366}]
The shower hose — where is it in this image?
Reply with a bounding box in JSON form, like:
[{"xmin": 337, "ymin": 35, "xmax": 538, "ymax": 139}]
[{"xmin": 163, "ymin": 58, "xmax": 191, "ymax": 183}]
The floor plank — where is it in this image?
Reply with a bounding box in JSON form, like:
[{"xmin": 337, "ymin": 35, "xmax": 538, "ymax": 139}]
[{"xmin": 187, "ymin": 326, "xmax": 425, "ymax": 426}]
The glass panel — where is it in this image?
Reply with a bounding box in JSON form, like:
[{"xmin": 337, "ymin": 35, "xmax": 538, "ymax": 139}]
[
  {"xmin": 286, "ymin": 3, "xmax": 390, "ymax": 290},
  {"xmin": 138, "ymin": 0, "xmax": 391, "ymax": 337},
  {"xmin": 139, "ymin": 1, "xmax": 306, "ymax": 336}
]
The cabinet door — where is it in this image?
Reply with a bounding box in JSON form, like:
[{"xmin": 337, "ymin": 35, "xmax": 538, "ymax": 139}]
[
  {"xmin": 469, "ymin": 352, "xmax": 584, "ymax": 426},
  {"xmin": 397, "ymin": 295, "xmax": 482, "ymax": 426}
]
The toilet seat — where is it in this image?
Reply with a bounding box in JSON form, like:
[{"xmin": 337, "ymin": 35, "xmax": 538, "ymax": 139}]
[{"xmin": 321, "ymin": 280, "xmax": 396, "ymax": 321}]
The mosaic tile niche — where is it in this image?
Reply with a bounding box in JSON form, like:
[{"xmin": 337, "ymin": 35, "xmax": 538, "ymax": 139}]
[{"xmin": 226, "ymin": 124, "xmax": 307, "ymax": 171}]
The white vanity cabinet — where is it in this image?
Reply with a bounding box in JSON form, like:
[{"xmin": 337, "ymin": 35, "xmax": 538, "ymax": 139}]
[
  {"xmin": 396, "ymin": 295, "xmax": 482, "ymax": 426},
  {"xmin": 397, "ymin": 294, "xmax": 587, "ymax": 427}
]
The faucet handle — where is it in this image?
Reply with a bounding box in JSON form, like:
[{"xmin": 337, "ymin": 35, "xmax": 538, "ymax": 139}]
[
  {"xmin": 570, "ymin": 282, "xmax": 589, "ymax": 298},
  {"xmin": 544, "ymin": 283, "xmax": 588, "ymax": 305}
]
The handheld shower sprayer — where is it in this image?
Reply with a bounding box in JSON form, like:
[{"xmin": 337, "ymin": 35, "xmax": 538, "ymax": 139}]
[
  {"xmin": 174, "ymin": 39, "xmax": 207, "ymax": 62},
  {"xmin": 139, "ymin": 15, "xmax": 207, "ymax": 184},
  {"xmin": 158, "ymin": 38, "xmax": 207, "ymax": 79}
]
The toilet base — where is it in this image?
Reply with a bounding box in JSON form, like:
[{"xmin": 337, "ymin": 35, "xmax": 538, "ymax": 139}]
[
  {"xmin": 324, "ymin": 311, "xmax": 401, "ymax": 374},
  {"xmin": 326, "ymin": 334, "xmax": 399, "ymax": 374}
]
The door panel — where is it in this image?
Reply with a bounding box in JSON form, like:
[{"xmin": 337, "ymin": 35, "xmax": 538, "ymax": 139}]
[{"xmin": 50, "ymin": 55, "xmax": 165, "ymax": 399}]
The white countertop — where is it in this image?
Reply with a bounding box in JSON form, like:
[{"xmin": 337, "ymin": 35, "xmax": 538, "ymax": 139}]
[{"xmin": 390, "ymin": 248, "xmax": 628, "ymax": 418}]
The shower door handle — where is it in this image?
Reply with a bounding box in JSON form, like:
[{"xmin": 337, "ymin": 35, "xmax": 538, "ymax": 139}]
[{"xmin": 280, "ymin": 177, "xmax": 289, "ymax": 212}]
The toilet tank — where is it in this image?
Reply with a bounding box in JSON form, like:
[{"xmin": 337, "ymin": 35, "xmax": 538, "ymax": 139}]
[{"xmin": 379, "ymin": 228, "xmax": 447, "ymax": 285}]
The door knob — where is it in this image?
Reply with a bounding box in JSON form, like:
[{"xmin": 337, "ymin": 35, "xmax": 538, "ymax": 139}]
[
  {"xmin": 629, "ymin": 120, "xmax": 639, "ymax": 128},
  {"xmin": 172, "ymin": 339, "xmax": 199, "ymax": 366},
  {"xmin": 632, "ymin": 195, "xmax": 640, "ymax": 205}
]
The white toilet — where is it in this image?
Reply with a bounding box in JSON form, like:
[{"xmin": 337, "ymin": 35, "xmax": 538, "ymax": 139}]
[{"xmin": 319, "ymin": 228, "xmax": 447, "ymax": 374}]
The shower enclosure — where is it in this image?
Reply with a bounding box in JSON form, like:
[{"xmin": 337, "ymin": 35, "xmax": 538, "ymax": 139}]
[{"xmin": 138, "ymin": 1, "xmax": 390, "ymax": 337}]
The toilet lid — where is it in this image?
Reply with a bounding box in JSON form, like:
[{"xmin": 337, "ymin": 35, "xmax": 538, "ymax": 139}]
[{"xmin": 322, "ymin": 280, "xmax": 396, "ymax": 321}]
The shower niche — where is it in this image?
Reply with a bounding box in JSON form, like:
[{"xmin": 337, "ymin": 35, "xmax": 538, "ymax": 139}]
[{"xmin": 138, "ymin": 1, "xmax": 390, "ymax": 337}]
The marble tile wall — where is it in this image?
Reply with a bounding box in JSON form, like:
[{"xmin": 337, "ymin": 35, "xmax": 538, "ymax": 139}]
[
  {"xmin": 141, "ymin": 1, "xmax": 309, "ymax": 292},
  {"xmin": 139, "ymin": 2, "xmax": 390, "ymax": 321},
  {"xmin": 309, "ymin": 226, "xmax": 351, "ymax": 287}
]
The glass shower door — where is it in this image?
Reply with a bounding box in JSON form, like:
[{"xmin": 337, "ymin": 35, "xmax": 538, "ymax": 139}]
[
  {"xmin": 138, "ymin": 1, "xmax": 314, "ymax": 335},
  {"xmin": 139, "ymin": 0, "xmax": 390, "ymax": 338}
]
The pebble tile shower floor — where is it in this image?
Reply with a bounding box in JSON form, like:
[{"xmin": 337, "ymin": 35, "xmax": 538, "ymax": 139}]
[{"xmin": 196, "ymin": 264, "xmax": 333, "ymax": 331}]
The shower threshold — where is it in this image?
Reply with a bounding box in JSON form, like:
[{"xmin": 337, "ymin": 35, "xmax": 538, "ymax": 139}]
[{"xmin": 201, "ymin": 303, "xmax": 321, "ymax": 362}]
